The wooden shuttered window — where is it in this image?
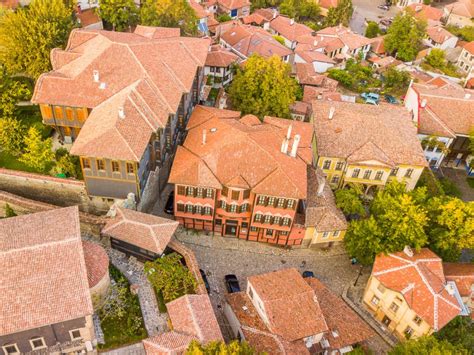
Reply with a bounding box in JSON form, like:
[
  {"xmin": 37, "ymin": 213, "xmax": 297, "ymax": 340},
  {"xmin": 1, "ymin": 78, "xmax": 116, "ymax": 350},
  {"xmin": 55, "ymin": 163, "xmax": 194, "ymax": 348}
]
[
  {"xmin": 243, "ymin": 189, "xmax": 250, "ymax": 199},
  {"xmin": 54, "ymin": 106, "xmax": 64, "ymax": 119},
  {"xmin": 231, "ymin": 190, "xmax": 240, "ymax": 200},
  {"xmin": 66, "ymin": 107, "xmax": 74, "ymax": 121},
  {"xmin": 96, "ymin": 159, "xmax": 105, "ymax": 171},
  {"xmin": 177, "ymin": 186, "xmax": 186, "ymax": 195},
  {"xmin": 111, "ymin": 161, "xmax": 120, "ymax": 172},
  {"xmin": 221, "ymin": 186, "xmax": 229, "ymax": 197},
  {"xmin": 126, "ymin": 163, "xmax": 135, "ymax": 174},
  {"xmin": 40, "ymin": 105, "xmax": 53, "ymax": 119},
  {"xmin": 177, "ymin": 203, "xmax": 185, "ymax": 212}
]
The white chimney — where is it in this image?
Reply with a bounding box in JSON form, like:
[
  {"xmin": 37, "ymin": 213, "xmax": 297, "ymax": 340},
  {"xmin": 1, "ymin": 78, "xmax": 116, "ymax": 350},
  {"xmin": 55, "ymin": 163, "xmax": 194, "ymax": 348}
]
[
  {"xmin": 421, "ymin": 99, "xmax": 427, "ymax": 108},
  {"xmin": 281, "ymin": 138, "xmax": 289, "ymax": 154},
  {"xmin": 202, "ymin": 129, "xmax": 207, "ymax": 145},
  {"xmin": 93, "ymin": 70, "xmax": 100, "ymax": 83},
  {"xmin": 290, "ymin": 134, "xmax": 300, "ymax": 157},
  {"xmin": 403, "ymin": 245, "xmax": 414, "ymax": 257},
  {"xmin": 290, "ymin": 18, "xmax": 295, "ymax": 25},
  {"xmin": 328, "ymin": 106, "xmax": 336, "ymax": 119},
  {"xmin": 464, "ymin": 93, "xmax": 471, "ymax": 99},
  {"xmin": 118, "ymin": 107, "xmax": 125, "ymax": 119},
  {"xmin": 273, "ymin": 9, "xmax": 277, "ymax": 19},
  {"xmin": 313, "ymin": 40, "xmax": 318, "ymax": 46},
  {"xmin": 286, "ymin": 124, "xmax": 292, "ymax": 140},
  {"xmin": 317, "ymin": 175, "xmax": 325, "ymax": 196}
]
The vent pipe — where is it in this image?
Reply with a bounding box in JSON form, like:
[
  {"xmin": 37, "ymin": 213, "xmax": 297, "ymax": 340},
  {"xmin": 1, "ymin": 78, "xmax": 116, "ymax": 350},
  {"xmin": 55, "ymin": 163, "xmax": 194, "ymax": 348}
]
[
  {"xmin": 93, "ymin": 70, "xmax": 100, "ymax": 83},
  {"xmin": 421, "ymin": 99, "xmax": 427, "ymax": 108},
  {"xmin": 286, "ymin": 124, "xmax": 292, "ymax": 140},
  {"xmin": 317, "ymin": 175, "xmax": 325, "ymax": 196},
  {"xmin": 290, "ymin": 134, "xmax": 301, "ymax": 157},
  {"xmin": 328, "ymin": 106, "xmax": 335, "ymax": 119},
  {"xmin": 118, "ymin": 107, "xmax": 125, "ymax": 119},
  {"xmin": 202, "ymin": 129, "xmax": 207, "ymax": 145}
]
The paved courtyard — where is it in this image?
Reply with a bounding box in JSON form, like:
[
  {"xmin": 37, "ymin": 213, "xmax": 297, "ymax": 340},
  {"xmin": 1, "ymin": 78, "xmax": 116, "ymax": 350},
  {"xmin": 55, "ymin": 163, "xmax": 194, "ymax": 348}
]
[
  {"xmin": 441, "ymin": 167, "xmax": 474, "ymax": 202},
  {"xmin": 351, "ymin": 0, "xmax": 400, "ymax": 34},
  {"xmin": 174, "ymin": 228, "xmax": 391, "ymax": 353}
]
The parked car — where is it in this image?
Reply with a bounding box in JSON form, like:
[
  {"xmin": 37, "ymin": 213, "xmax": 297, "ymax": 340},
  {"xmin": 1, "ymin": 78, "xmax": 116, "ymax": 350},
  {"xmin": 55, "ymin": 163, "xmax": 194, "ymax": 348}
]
[
  {"xmin": 361, "ymin": 92, "xmax": 380, "ymax": 105},
  {"xmin": 164, "ymin": 191, "xmax": 174, "ymax": 214},
  {"xmin": 384, "ymin": 94, "xmax": 398, "ymax": 104},
  {"xmin": 224, "ymin": 274, "xmax": 241, "ymax": 293},
  {"xmin": 200, "ymin": 269, "xmax": 211, "ymax": 294},
  {"xmin": 377, "ymin": 4, "xmax": 390, "ymax": 10},
  {"xmin": 302, "ymin": 271, "xmax": 315, "ymax": 278}
]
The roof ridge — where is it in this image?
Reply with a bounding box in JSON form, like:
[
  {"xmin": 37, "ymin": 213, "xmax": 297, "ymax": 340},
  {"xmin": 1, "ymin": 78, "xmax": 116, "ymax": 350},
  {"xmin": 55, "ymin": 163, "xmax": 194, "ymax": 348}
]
[
  {"xmin": 129, "ymin": 86, "xmax": 163, "ymax": 130},
  {"xmin": 240, "ymin": 326, "xmax": 287, "ymax": 354},
  {"xmin": 1, "ymin": 235, "xmax": 79, "ymax": 254},
  {"xmin": 423, "ymin": 106, "xmax": 456, "ymax": 137}
]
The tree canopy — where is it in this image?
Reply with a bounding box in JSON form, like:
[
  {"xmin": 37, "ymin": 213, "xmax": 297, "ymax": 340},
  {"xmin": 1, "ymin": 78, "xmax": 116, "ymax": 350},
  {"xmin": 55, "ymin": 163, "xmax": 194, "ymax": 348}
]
[
  {"xmin": 19, "ymin": 126, "xmax": 55, "ymax": 173},
  {"xmin": 186, "ymin": 340, "xmax": 258, "ymax": 355},
  {"xmin": 389, "ymin": 336, "xmax": 469, "ymax": 355},
  {"xmin": 279, "ymin": 0, "xmax": 320, "ymax": 22},
  {"xmin": 140, "ymin": 0, "xmax": 198, "ymax": 36},
  {"xmin": 365, "ymin": 21, "xmax": 380, "ymax": 38},
  {"xmin": 324, "ymin": 0, "xmax": 353, "ymax": 27},
  {"xmin": 96, "ymin": 0, "xmax": 139, "ymax": 31},
  {"xmin": 384, "ymin": 10, "xmax": 426, "ymax": 62},
  {"xmin": 335, "ymin": 185, "xmax": 365, "ymax": 216},
  {"xmin": 0, "ymin": 0, "xmax": 75, "ymax": 79},
  {"xmin": 435, "ymin": 316, "xmax": 474, "ymax": 352},
  {"xmin": 144, "ymin": 253, "xmax": 197, "ymax": 303},
  {"xmin": 228, "ymin": 54, "xmax": 299, "ymax": 119}
]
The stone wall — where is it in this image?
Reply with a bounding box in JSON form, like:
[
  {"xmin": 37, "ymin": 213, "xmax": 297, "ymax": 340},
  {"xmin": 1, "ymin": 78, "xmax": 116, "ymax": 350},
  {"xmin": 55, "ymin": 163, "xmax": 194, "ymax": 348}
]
[
  {"xmin": 0, "ymin": 168, "xmax": 109, "ymax": 215},
  {"xmin": 0, "ymin": 191, "xmax": 105, "ymax": 237}
]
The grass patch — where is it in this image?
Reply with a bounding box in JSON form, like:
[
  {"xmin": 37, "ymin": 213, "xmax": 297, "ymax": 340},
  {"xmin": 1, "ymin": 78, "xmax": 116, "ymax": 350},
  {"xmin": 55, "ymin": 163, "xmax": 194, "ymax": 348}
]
[
  {"xmin": 0, "ymin": 150, "xmax": 41, "ymax": 172},
  {"xmin": 98, "ymin": 265, "xmax": 147, "ymax": 350},
  {"xmin": 467, "ymin": 178, "xmax": 474, "ymax": 189}
]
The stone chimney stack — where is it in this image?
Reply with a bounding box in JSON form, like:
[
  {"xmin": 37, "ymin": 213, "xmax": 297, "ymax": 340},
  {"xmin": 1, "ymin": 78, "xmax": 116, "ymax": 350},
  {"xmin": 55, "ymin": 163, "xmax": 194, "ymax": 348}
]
[{"xmin": 290, "ymin": 134, "xmax": 301, "ymax": 157}]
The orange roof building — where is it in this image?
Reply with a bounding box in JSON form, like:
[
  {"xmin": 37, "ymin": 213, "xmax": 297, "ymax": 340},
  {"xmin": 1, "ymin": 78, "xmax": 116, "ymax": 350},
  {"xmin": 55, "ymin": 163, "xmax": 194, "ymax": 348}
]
[
  {"xmin": 216, "ymin": 0, "xmax": 250, "ymax": 19},
  {"xmin": 143, "ymin": 294, "xmax": 222, "ymax": 354},
  {"xmin": 102, "ymin": 207, "xmax": 178, "ymax": 261},
  {"xmin": 0, "ymin": 207, "xmax": 96, "ymax": 354},
  {"xmin": 363, "ymin": 248, "xmax": 463, "ymax": 339},
  {"xmin": 269, "ymin": 15, "xmax": 314, "ymax": 49},
  {"xmin": 32, "ymin": 26, "xmax": 210, "ymax": 203},
  {"xmin": 168, "ymin": 105, "xmax": 346, "ymax": 248},
  {"xmin": 225, "ymin": 269, "xmax": 374, "ymax": 354},
  {"xmin": 443, "ymin": 263, "xmax": 474, "ymax": 319}
]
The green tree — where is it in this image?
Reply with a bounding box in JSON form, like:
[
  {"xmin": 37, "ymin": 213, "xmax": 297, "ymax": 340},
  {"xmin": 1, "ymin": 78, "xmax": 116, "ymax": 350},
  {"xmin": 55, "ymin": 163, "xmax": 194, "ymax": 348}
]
[
  {"xmin": 251, "ymin": 0, "xmax": 282, "ymax": 11},
  {"xmin": 0, "ymin": 117, "xmax": 26, "ymax": 155},
  {"xmin": 217, "ymin": 13, "xmax": 232, "ymax": 23},
  {"xmin": 365, "ymin": 21, "xmax": 380, "ymax": 38},
  {"xmin": 96, "ymin": 0, "xmax": 139, "ymax": 31},
  {"xmin": 435, "ymin": 316, "xmax": 474, "ymax": 352},
  {"xmin": 445, "ymin": 25, "xmax": 474, "ymax": 42},
  {"xmin": 426, "ymin": 197, "xmax": 474, "ymax": 261},
  {"xmin": 424, "ymin": 48, "xmax": 446, "ymax": 69},
  {"xmin": 0, "ymin": 71, "xmax": 32, "ymax": 118},
  {"xmin": 335, "ymin": 185, "xmax": 365, "ymax": 216},
  {"xmin": 389, "ymin": 336, "xmax": 469, "ymax": 355},
  {"xmin": 4, "ymin": 203, "xmax": 17, "ymax": 218},
  {"xmin": 273, "ymin": 35, "xmax": 285, "ymax": 45},
  {"xmin": 144, "ymin": 253, "xmax": 197, "ymax": 303},
  {"xmin": 324, "ymin": 0, "xmax": 353, "ymax": 27},
  {"xmin": 280, "ymin": 0, "xmax": 320, "ymax": 21},
  {"xmin": 384, "ymin": 10, "xmax": 426, "ymax": 62},
  {"xmin": 344, "ymin": 216, "xmax": 385, "ymax": 265},
  {"xmin": 140, "ymin": 0, "xmax": 198, "ymax": 36},
  {"xmin": 383, "ymin": 67, "xmax": 411, "ymax": 94},
  {"xmin": 228, "ymin": 54, "xmax": 299, "ymax": 119},
  {"xmin": 19, "ymin": 127, "xmax": 54, "ymax": 173},
  {"xmin": 0, "ymin": 0, "xmax": 75, "ymax": 79},
  {"xmin": 186, "ymin": 340, "xmax": 258, "ymax": 355}
]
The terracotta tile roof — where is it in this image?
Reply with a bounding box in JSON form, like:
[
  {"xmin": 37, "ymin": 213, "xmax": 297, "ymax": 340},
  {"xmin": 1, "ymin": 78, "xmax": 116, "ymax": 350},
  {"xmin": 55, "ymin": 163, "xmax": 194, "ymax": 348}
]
[
  {"xmin": 305, "ymin": 168, "xmax": 347, "ymax": 231},
  {"xmin": 427, "ymin": 26, "xmax": 456, "ymax": 44},
  {"xmin": 295, "ymin": 63, "xmax": 339, "ymax": 88},
  {"xmin": 314, "ymin": 25, "xmax": 372, "ymax": 50},
  {"xmin": 408, "ymin": 4, "xmax": 444, "ymax": 21},
  {"xmin": 189, "ymin": 0, "xmax": 209, "ymax": 19},
  {"xmin": 166, "ymin": 294, "xmax": 223, "ymax": 343},
  {"xmin": 464, "ymin": 41, "xmax": 474, "ymax": 55},
  {"xmin": 226, "ymin": 292, "xmax": 310, "ymax": 354},
  {"xmin": 0, "ymin": 0, "xmax": 19, "ymax": 8},
  {"xmin": 33, "ymin": 27, "xmax": 210, "ymax": 161},
  {"xmin": 296, "ymin": 48, "xmax": 336, "ymax": 64},
  {"xmin": 82, "ymin": 240, "xmax": 109, "ymax": 288},
  {"xmin": 270, "ymin": 16, "xmax": 314, "ymax": 42},
  {"xmin": 290, "ymin": 100, "xmax": 311, "ymax": 115},
  {"xmin": 102, "ymin": 207, "xmax": 178, "ymax": 255},
  {"xmin": 306, "ymin": 278, "xmax": 374, "ymax": 350},
  {"xmin": 169, "ymin": 106, "xmax": 314, "ymax": 199},
  {"xmin": 443, "ymin": 263, "xmax": 474, "ymax": 297},
  {"xmin": 372, "ymin": 248, "xmax": 461, "ymax": 330},
  {"xmin": 242, "ymin": 8, "xmax": 275, "ymax": 25},
  {"xmin": 369, "ymin": 55, "xmax": 401, "ymax": 69},
  {"xmin": 303, "ymin": 86, "xmax": 342, "ymax": 103},
  {"xmin": 248, "ymin": 268, "xmax": 328, "ymax": 341},
  {"xmin": 412, "ymin": 81, "xmax": 474, "ymax": 136},
  {"xmin": 444, "ymin": 0, "xmax": 474, "ymax": 18},
  {"xmin": 77, "ymin": 8, "xmax": 102, "ymax": 28},
  {"xmin": 0, "ymin": 207, "xmax": 93, "ymax": 336},
  {"xmin": 312, "ymin": 101, "xmax": 427, "ymax": 167},
  {"xmin": 143, "ymin": 331, "xmax": 197, "ymax": 354},
  {"xmin": 205, "ymin": 45, "xmax": 239, "ymax": 67},
  {"xmin": 221, "ymin": 23, "xmax": 292, "ymax": 59},
  {"xmin": 217, "ymin": 0, "xmax": 250, "ymax": 9},
  {"xmin": 369, "ymin": 36, "xmax": 385, "ymax": 55}
]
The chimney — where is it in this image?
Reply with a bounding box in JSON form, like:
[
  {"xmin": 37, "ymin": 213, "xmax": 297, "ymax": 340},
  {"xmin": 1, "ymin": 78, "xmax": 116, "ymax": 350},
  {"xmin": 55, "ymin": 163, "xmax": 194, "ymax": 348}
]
[
  {"xmin": 118, "ymin": 107, "xmax": 125, "ymax": 119},
  {"xmin": 286, "ymin": 124, "xmax": 292, "ymax": 140},
  {"xmin": 281, "ymin": 138, "xmax": 289, "ymax": 154},
  {"xmin": 273, "ymin": 9, "xmax": 277, "ymax": 19},
  {"xmin": 93, "ymin": 70, "xmax": 100, "ymax": 83},
  {"xmin": 328, "ymin": 106, "xmax": 335, "ymax": 119},
  {"xmin": 420, "ymin": 98, "xmax": 427, "ymax": 108},
  {"xmin": 314, "ymin": 40, "xmax": 318, "ymax": 46},
  {"xmin": 403, "ymin": 245, "xmax": 414, "ymax": 257},
  {"xmin": 290, "ymin": 134, "xmax": 300, "ymax": 157},
  {"xmin": 290, "ymin": 18, "xmax": 295, "ymax": 25},
  {"xmin": 464, "ymin": 93, "xmax": 471, "ymax": 99},
  {"xmin": 202, "ymin": 129, "xmax": 207, "ymax": 145},
  {"xmin": 317, "ymin": 174, "xmax": 325, "ymax": 196},
  {"xmin": 437, "ymin": 27, "xmax": 441, "ymax": 32}
]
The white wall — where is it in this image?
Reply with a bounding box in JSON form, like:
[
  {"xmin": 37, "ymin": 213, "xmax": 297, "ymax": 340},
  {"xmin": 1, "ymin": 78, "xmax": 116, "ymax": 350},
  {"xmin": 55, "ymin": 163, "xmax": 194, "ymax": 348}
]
[{"xmin": 313, "ymin": 61, "xmax": 335, "ymax": 73}]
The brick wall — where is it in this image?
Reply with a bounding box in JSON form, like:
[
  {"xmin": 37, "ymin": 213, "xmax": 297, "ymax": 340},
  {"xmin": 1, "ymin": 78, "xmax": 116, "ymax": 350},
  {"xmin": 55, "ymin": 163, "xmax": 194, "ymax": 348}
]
[{"xmin": 0, "ymin": 168, "xmax": 109, "ymax": 215}]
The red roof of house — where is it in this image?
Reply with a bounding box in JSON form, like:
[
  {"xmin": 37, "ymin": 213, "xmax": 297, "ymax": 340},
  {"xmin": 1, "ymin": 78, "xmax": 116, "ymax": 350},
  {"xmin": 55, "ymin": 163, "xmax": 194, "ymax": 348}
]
[
  {"xmin": 217, "ymin": 0, "xmax": 250, "ymax": 10},
  {"xmin": 372, "ymin": 248, "xmax": 461, "ymax": 330},
  {"xmin": 0, "ymin": 207, "xmax": 93, "ymax": 336},
  {"xmin": 408, "ymin": 4, "xmax": 443, "ymax": 21},
  {"xmin": 82, "ymin": 240, "xmax": 109, "ymax": 288},
  {"xmin": 427, "ymin": 26, "xmax": 456, "ymax": 44},
  {"xmin": 248, "ymin": 268, "xmax": 328, "ymax": 341},
  {"xmin": 444, "ymin": 0, "xmax": 474, "ymax": 18},
  {"xmin": 270, "ymin": 16, "xmax": 313, "ymax": 42},
  {"xmin": 464, "ymin": 41, "xmax": 474, "ymax": 55},
  {"xmin": 102, "ymin": 207, "xmax": 178, "ymax": 255},
  {"xmin": 205, "ymin": 45, "xmax": 239, "ymax": 67},
  {"xmin": 242, "ymin": 8, "xmax": 275, "ymax": 25},
  {"xmin": 443, "ymin": 263, "xmax": 474, "ymax": 297},
  {"xmin": 143, "ymin": 331, "xmax": 197, "ymax": 354},
  {"xmin": 169, "ymin": 106, "xmax": 314, "ymax": 199}
]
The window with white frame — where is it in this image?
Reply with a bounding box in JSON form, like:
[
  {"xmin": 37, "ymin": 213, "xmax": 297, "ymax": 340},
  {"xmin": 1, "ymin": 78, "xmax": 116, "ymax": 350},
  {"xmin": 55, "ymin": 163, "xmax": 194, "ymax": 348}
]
[
  {"xmin": 405, "ymin": 169, "xmax": 414, "ymax": 178},
  {"xmin": 204, "ymin": 206, "xmax": 212, "ymax": 215},
  {"xmin": 371, "ymin": 296, "xmax": 379, "ymax": 305},
  {"xmin": 30, "ymin": 337, "xmax": 46, "ymax": 351},
  {"xmin": 70, "ymin": 329, "xmax": 82, "ymax": 341},
  {"xmin": 229, "ymin": 204, "xmax": 237, "ymax": 213},
  {"xmin": 352, "ymin": 169, "xmax": 360, "ymax": 178},
  {"xmin": 332, "ymin": 230, "xmax": 340, "ymax": 238},
  {"xmin": 254, "ymin": 214, "xmax": 262, "ymax": 222},
  {"xmin": 331, "ymin": 175, "xmax": 340, "ymax": 184},
  {"xmin": 375, "ymin": 171, "xmax": 383, "ymax": 180},
  {"xmin": 323, "ymin": 160, "xmax": 331, "ymax": 169},
  {"xmin": 363, "ymin": 170, "xmax": 372, "ymax": 179},
  {"xmin": 322, "ymin": 231, "xmax": 329, "ymax": 238},
  {"xmin": 2, "ymin": 344, "xmax": 19, "ymax": 354},
  {"xmin": 413, "ymin": 315, "xmax": 422, "ymax": 326},
  {"xmin": 185, "ymin": 204, "xmax": 193, "ymax": 213},
  {"xmin": 264, "ymin": 215, "xmax": 272, "ymax": 224},
  {"xmin": 195, "ymin": 205, "xmax": 203, "ymax": 214}
]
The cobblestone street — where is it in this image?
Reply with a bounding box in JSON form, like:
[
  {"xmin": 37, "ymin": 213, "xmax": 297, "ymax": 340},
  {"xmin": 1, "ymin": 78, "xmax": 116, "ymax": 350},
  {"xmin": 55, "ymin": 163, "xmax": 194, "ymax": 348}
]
[{"xmin": 175, "ymin": 228, "xmax": 392, "ymax": 353}]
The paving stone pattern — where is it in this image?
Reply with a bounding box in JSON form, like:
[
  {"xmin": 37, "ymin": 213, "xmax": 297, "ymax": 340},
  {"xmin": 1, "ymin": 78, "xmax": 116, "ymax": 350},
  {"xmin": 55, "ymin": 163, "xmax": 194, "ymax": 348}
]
[{"xmin": 100, "ymin": 343, "xmax": 146, "ymax": 355}]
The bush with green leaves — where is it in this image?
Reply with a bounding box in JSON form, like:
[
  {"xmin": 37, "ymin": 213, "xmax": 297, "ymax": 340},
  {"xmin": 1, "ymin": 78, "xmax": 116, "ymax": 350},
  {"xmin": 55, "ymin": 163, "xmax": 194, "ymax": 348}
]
[
  {"xmin": 186, "ymin": 340, "xmax": 258, "ymax": 355},
  {"xmin": 389, "ymin": 335, "xmax": 469, "ymax": 354},
  {"xmin": 4, "ymin": 203, "xmax": 17, "ymax": 218}
]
